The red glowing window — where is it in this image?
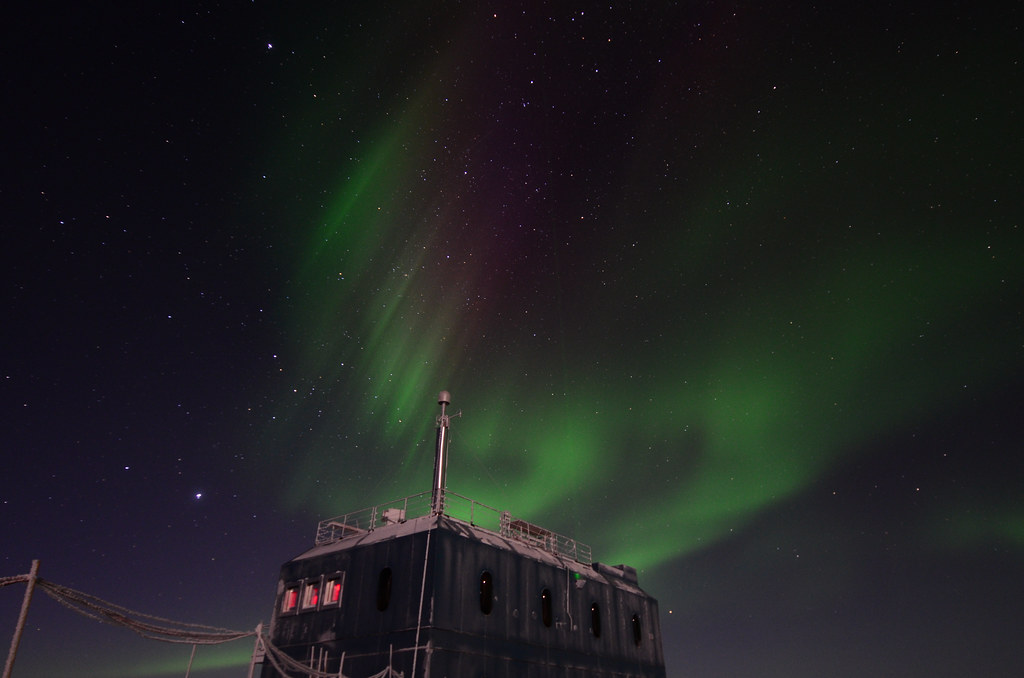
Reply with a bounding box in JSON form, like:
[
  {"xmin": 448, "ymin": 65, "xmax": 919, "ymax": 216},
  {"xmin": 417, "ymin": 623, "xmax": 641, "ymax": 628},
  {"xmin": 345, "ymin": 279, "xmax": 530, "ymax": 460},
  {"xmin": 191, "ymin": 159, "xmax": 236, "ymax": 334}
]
[
  {"xmin": 325, "ymin": 578, "xmax": 342, "ymax": 605},
  {"xmin": 281, "ymin": 587, "xmax": 299, "ymax": 613},
  {"xmin": 302, "ymin": 582, "xmax": 320, "ymax": 609}
]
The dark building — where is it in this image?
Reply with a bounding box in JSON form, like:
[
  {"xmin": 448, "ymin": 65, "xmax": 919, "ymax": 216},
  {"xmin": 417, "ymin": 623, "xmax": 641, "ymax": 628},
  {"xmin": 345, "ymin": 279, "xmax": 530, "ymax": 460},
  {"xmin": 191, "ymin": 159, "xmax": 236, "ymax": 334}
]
[{"xmin": 258, "ymin": 393, "xmax": 666, "ymax": 678}]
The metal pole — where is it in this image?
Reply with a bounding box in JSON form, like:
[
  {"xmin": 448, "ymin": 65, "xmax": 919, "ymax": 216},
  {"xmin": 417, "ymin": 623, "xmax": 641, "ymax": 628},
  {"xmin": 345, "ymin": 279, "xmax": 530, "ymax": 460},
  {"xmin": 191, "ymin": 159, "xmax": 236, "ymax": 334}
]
[
  {"xmin": 431, "ymin": 391, "xmax": 452, "ymax": 516},
  {"xmin": 3, "ymin": 559, "xmax": 40, "ymax": 678}
]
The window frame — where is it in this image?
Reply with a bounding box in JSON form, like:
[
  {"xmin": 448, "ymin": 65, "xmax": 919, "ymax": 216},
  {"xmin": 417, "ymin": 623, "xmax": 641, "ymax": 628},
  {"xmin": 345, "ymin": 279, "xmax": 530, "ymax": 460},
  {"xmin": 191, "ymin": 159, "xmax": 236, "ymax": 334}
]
[
  {"xmin": 322, "ymin": 572, "xmax": 345, "ymax": 608},
  {"xmin": 280, "ymin": 585, "xmax": 300, "ymax": 614},
  {"xmin": 301, "ymin": 578, "xmax": 321, "ymax": 610}
]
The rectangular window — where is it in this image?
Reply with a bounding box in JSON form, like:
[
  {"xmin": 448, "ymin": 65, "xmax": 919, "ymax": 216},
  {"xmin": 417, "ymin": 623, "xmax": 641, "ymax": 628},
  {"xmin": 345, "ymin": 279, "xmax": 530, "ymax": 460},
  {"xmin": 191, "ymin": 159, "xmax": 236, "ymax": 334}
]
[
  {"xmin": 281, "ymin": 587, "xmax": 299, "ymax": 613},
  {"xmin": 301, "ymin": 581, "xmax": 320, "ymax": 609},
  {"xmin": 323, "ymin": 575, "xmax": 343, "ymax": 606}
]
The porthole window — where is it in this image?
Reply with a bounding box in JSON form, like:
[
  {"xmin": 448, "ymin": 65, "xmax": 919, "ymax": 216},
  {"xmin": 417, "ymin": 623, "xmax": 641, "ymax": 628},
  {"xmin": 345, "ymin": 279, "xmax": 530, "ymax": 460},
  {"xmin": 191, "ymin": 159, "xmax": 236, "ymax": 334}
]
[
  {"xmin": 479, "ymin": 571, "xmax": 494, "ymax": 615},
  {"xmin": 376, "ymin": 567, "xmax": 393, "ymax": 611},
  {"xmin": 540, "ymin": 588, "xmax": 553, "ymax": 628},
  {"xmin": 631, "ymin": 613, "xmax": 643, "ymax": 646},
  {"xmin": 591, "ymin": 602, "xmax": 601, "ymax": 638}
]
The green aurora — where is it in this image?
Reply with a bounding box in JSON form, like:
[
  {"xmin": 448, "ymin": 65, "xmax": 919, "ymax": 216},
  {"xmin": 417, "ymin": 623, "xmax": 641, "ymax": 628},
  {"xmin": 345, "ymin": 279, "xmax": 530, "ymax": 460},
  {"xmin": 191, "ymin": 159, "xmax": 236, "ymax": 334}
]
[{"xmin": 256, "ymin": 48, "xmax": 1019, "ymax": 575}]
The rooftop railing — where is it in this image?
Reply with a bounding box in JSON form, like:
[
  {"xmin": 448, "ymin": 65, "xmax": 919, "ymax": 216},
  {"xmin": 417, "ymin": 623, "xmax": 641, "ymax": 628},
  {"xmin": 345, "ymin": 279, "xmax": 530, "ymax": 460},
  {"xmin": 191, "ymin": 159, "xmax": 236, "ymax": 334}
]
[{"xmin": 315, "ymin": 489, "xmax": 591, "ymax": 564}]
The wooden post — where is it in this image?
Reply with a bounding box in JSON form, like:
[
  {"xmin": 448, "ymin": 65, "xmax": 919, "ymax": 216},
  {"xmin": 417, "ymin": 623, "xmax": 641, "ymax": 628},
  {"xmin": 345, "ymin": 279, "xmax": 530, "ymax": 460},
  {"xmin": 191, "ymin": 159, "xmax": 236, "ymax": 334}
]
[
  {"xmin": 184, "ymin": 643, "xmax": 198, "ymax": 677},
  {"xmin": 3, "ymin": 560, "xmax": 40, "ymax": 678}
]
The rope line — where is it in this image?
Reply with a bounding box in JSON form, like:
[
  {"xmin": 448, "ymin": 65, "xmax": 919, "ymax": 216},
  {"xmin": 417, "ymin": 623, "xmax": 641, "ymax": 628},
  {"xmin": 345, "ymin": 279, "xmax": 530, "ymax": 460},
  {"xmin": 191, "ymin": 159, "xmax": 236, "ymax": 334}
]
[
  {"xmin": 4, "ymin": 571, "xmax": 405, "ymax": 678},
  {"xmin": 34, "ymin": 578, "xmax": 253, "ymax": 645},
  {"xmin": 0, "ymin": 575, "xmax": 31, "ymax": 588}
]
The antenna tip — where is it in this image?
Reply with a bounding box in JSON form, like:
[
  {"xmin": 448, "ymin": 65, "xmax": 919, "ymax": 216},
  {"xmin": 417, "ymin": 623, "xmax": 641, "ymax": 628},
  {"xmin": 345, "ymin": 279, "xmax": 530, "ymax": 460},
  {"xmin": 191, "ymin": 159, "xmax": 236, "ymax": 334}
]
[{"xmin": 437, "ymin": 390, "xmax": 451, "ymax": 406}]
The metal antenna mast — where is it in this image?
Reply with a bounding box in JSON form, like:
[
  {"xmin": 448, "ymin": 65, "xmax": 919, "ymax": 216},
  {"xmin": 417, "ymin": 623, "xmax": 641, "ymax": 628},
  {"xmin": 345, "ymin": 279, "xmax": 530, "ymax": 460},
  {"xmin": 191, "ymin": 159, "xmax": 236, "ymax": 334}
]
[{"xmin": 431, "ymin": 391, "xmax": 456, "ymax": 515}]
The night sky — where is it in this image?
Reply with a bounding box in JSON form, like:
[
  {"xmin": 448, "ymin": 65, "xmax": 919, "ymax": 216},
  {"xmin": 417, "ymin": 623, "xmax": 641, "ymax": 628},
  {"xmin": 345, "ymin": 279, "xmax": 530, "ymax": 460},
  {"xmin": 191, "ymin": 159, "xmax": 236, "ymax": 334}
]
[{"xmin": 3, "ymin": 2, "xmax": 1022, "ymax": 677}]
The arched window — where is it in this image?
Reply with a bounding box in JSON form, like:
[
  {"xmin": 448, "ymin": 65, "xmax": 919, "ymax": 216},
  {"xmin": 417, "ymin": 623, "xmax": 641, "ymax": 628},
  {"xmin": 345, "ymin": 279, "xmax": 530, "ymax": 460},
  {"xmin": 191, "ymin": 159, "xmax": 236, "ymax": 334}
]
[
  {"xmin": 376, "ymin": 567, "xmax": 393, "ymax": 611},
  {"xmin": 591, "ymin": 602, "xmax": 602, "ymax": 638},
  {"xmin": 479, "ymin": 571, "xmax": 494, "ymax": 615},
  {"xmin": 631, "ymin": 613, "xmax": 643, "ymax": 646},
  {"xmin": 540, "ymin": 588, "xmax": 553, "ymax": 628}
]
